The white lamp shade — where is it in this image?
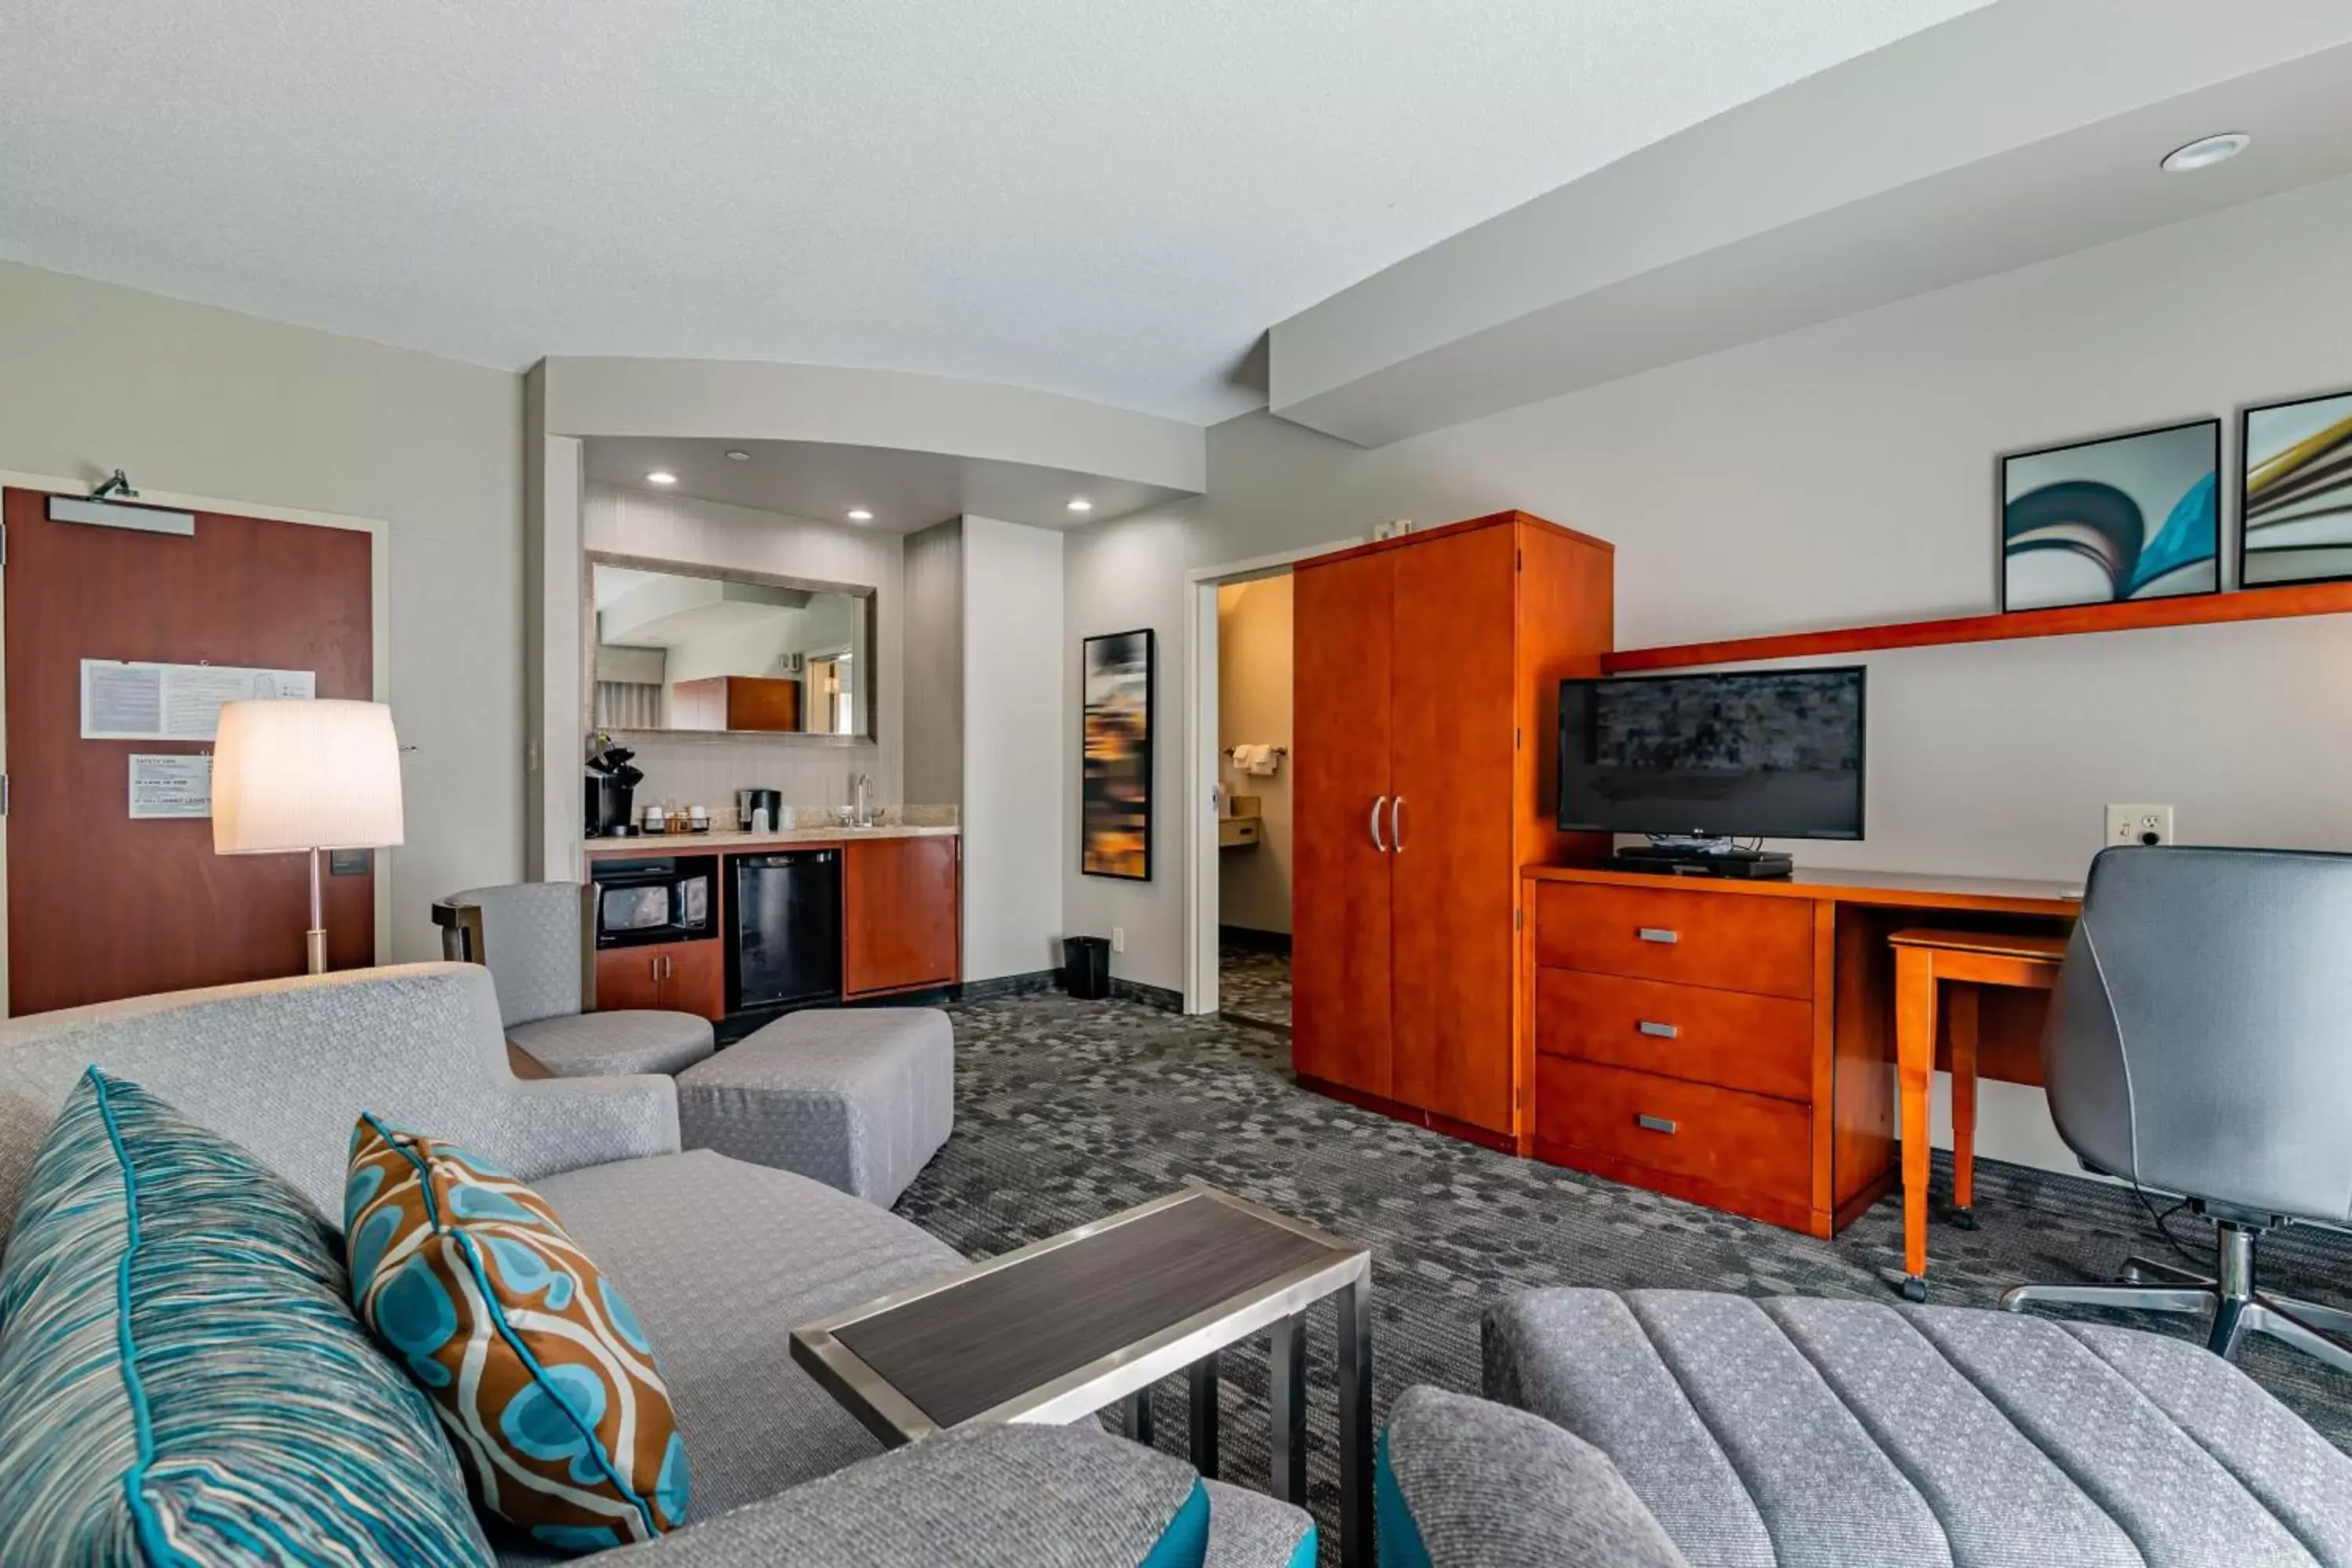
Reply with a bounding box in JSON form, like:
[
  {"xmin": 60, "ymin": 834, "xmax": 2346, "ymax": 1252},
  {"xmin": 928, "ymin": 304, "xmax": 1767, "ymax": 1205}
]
[{"xmin": 212, "ymin": 699, "xmax": 405, "ymax": 854}]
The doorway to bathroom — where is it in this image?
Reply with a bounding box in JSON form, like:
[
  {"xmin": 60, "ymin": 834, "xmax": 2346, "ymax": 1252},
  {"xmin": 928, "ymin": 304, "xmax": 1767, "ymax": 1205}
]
[{"xmin": 1211, "ymin": 573, "xmax": 1293, "ymax": 1033}]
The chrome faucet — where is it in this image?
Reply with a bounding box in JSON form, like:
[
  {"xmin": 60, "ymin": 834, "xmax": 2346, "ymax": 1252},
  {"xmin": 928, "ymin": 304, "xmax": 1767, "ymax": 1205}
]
[{"xmin": 852, "ymin": 771, "xmax": 874, "ymax": 828}]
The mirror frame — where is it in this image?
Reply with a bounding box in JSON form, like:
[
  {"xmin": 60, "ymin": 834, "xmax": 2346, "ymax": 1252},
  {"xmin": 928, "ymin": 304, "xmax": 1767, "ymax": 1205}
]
[{"xmin": 582, "ymin": 548, "xmax": 880, "ymax": 746}]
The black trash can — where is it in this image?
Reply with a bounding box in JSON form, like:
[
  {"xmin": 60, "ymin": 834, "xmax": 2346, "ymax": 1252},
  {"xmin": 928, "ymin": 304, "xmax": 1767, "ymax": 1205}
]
[{"xmin": 1063, "ymin": 935, "xmax": 1112, "ymax": 1000}]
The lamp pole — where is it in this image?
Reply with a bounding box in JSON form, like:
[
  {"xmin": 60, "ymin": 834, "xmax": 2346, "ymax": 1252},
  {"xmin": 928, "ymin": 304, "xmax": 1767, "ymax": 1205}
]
[{"xmin": 307, "ymin": 845, "xmax": 328, "ymax": 975}]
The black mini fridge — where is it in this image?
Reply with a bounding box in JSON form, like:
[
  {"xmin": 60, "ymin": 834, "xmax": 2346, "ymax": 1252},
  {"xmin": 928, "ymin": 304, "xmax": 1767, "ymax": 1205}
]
[{"xmin": 726, "ymin": 850, "xmax": 842, "ymax": 1012}]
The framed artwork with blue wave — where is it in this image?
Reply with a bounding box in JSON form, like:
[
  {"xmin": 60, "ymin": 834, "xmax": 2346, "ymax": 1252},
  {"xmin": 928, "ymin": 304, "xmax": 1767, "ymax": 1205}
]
[
  {"xmin": 2002, "ymin": 419, "xmax": 2220, "ymax": 612},
  {"xmin": 2241, "ymin": 389, "xmax": 2352, "ymax": 589}
]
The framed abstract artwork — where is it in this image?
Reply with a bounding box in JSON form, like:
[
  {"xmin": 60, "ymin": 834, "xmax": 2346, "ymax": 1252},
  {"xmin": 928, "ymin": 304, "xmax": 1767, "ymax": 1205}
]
[
  {"xmin": 1081, "ymin": 629, "xmax": 1153, "ymax": 880},
  {"xmin": 2240, "ymin": 388, "xmax": 2352, "ymax": 589},
  {"xmin": 2001, "ymin": 419, "xmax": 2220, "ymax": 612}
]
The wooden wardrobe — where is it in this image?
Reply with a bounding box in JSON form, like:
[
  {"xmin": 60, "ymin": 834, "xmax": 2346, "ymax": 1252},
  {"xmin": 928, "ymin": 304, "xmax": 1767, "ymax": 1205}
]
[{"xmin": 1291, "ymin": 511, "xmax": 1614, "ymax": 1149}]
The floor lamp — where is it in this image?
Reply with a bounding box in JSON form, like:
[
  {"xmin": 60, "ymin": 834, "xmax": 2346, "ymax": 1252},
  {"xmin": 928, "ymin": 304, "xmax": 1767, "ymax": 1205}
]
[{"xmin": 212, "ymin": 699, "xmax": 405, "ymax": 975}]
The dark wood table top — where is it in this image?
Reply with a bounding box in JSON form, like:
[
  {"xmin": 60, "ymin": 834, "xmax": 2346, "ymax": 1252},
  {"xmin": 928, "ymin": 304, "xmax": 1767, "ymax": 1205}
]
[{"xmin": 793, "ymin": 1186, "xmax": 1369, "ymax": 1439}]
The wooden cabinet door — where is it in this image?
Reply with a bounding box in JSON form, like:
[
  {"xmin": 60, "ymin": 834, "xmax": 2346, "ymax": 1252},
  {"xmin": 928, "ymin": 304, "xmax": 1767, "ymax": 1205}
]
[
  {"xmin": 662, "ymin": 941, "xmax": 726, "ymax": 1020},
  {"xmin": 1290, "ymin": 550, "xmax": 1396, "ymax": 1098},
  {"xmin": 844, "ymin": 836, "xmax": 960, "ymax": 996},
  {"xmin": 594, "ymin": 946, "xmax": 666, "ymax": 1011},
  {"xmin": 1388, "ymin": 523, "xmax": 1521, "ymax": 1132}
]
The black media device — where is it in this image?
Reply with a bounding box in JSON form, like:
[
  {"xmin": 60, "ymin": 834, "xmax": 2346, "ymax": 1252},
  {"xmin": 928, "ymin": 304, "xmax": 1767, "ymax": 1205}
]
[{"xmin": 1556, "ymin": 666, "xmax": 1866, "ymax": 880}]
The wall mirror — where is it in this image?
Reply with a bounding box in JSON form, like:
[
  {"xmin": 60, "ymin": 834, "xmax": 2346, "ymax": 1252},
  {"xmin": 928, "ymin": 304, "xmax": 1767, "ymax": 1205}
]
[{"xmin": 588, "ymin": 555, "xmax": 876, "ymax": 739}]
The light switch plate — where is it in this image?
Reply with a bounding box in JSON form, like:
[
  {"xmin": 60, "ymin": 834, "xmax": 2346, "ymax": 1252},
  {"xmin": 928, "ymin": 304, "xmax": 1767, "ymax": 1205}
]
[
  {"xmin": 1112, "ymin": 927, "xmax": 1126, "ymax": 953},
  {"xmin": 2105, "ymin": 804, "xmax": 2174, "ymax": 848}
]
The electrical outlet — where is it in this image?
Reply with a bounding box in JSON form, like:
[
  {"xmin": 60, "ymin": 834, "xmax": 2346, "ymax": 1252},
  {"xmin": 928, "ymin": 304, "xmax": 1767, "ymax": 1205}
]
[
  {"xmin": 1111, "ymin": 927, "xmax": 1126, "ymax": 953},
  {"xmin": 2105, "ymin": 804, "xmax": 2174, "ymax": 848}
]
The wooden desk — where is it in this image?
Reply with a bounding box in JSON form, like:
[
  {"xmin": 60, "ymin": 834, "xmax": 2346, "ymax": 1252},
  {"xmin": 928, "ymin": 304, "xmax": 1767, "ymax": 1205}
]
[
  {"xmin": 1888, "ymin": 929, "xmax": 2071, "ymax": 1301},
  {"xmin": 1520, "ymin": 866, "xmax": 2080, "ymax": 1241}
]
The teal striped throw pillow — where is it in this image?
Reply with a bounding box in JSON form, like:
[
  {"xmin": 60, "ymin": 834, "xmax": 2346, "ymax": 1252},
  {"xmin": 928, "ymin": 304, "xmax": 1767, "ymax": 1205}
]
[{"xmin": 0, "ymin": 1068, "xmax": 493, "ymax": 1567}]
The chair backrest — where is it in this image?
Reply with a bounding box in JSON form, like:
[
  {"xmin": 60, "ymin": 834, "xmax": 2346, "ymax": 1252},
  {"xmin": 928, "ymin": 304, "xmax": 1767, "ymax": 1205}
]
[
  {"xmin": 0, "ymin": 964, "xmax": 517, "ymax": 1245},
  {"xmin": 2045, "ymin": 845, "xmax": 2352, "ymax": 1222},
  {"xmin": 437, "ymin": 883, "xmax": 588, "ymax": 1028}
]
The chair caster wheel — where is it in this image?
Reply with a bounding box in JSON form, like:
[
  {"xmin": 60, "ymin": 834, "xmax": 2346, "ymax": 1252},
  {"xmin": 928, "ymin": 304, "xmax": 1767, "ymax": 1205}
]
[
  {"xmin": 1900, "ymin": 1276, "xmax": 1928, "ymax": 1303},
  {"xmin": 1950, "ymin": 1207, "xmax": 1978, "ymax": 1231}
]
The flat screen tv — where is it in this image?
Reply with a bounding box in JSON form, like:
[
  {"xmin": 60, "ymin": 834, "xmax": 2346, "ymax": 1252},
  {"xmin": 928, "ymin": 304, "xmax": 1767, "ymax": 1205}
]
[{"xmin": 1556, "ymin": 666, "xmax": 1865, "ymax": 840}]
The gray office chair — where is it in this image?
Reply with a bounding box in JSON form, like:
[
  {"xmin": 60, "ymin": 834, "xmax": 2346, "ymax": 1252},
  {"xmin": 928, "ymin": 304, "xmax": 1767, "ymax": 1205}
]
[{"xmin": 2002, "ymin": 845, "xmax": 2352, "ymax": 1374}]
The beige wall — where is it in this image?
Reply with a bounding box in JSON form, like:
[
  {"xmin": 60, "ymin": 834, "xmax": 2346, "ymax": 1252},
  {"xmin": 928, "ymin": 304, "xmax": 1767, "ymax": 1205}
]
[
  {"xmin": 1064, "ymin": 174, "xmax": 2352, "ymax": 1170},
  {"xmin": 1216, "ymin": 576, "xmax": 1294, "ymax": 935},
  {"xmin": 0, "ymin": 260, "xmax": 524, "ymax": 963},
  {"xmin": 582, "ymin": 485, "xmax": 902, "ymax": 817}
]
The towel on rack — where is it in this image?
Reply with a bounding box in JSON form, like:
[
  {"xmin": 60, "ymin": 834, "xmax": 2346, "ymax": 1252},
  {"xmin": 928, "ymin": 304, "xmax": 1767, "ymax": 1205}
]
[{"xmin": 1231, "ymin": 743, "xmax": 1282, "ymax": 777}]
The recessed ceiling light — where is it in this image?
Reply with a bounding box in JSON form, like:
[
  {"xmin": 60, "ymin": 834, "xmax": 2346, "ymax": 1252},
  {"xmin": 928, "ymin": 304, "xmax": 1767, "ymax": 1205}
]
[
  {"xmin": 2161, "ymin": 132, "xmax": 2250, "ymax": 172},
  {"xmin": 847, "ymin": 508, "xmax": 874, "ymax": 523},
  {"xmin": 1066, "ymin": 498, "xmax": 1094, "ymax": 514},
  {"xmin": 724, "ymin": 449, "xmax": 752, "ymax": 462},
  {"xmin": 645, "ymin": 470, "xmax": 678, "ymax": 486}
]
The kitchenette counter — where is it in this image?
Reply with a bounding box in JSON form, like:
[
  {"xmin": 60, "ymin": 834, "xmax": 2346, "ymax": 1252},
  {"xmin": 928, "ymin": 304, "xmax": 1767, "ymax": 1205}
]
[{"xmin": 583, "ymin": 823, "xmax": 959, "ymax": 858}]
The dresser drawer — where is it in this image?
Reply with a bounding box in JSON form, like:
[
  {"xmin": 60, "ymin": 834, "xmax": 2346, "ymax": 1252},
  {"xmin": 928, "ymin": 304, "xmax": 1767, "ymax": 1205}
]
[
  {"xmin": 1534, "ymin": 968, "xmax": 1813, "ymax": 1102},
  {"xmin": 1532, "ymin": 883, "xmax": 1815, "ymax": 999},
  {"xmin": 1536, "ymin": 1056, "xmax": 1811, "ymax": 1201}
]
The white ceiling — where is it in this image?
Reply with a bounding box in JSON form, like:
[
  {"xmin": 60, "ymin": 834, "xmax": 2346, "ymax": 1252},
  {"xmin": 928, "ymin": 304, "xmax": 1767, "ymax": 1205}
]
[
  {"xmin": 0, "ymin": 0, "xmax": 1987, "ymax": 424},
  {"xmin": 583, "ymin": 437, "xmax": 1189, "ymax": 532}
]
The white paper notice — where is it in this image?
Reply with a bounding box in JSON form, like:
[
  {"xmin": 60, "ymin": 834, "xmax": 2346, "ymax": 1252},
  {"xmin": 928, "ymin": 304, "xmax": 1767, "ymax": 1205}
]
[
  {"xmin": 82, "ymin": 661, "xmax": 316, "ymax": 741},
  {"xmin": 129, "ymin": 754, "xmax": 213, "ymax": 818}
]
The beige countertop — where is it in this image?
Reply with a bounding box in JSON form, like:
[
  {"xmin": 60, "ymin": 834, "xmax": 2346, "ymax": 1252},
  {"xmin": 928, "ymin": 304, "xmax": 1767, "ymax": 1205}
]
[{"xmin": 583, "ymin": 823, "xmax": 958, "ymax": 858}]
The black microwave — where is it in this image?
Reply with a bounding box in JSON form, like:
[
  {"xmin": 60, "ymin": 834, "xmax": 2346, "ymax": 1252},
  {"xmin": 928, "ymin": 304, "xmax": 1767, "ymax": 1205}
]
[{"xmin": 590, "ymin": 856, "xmax": 717, "ymax": 949}]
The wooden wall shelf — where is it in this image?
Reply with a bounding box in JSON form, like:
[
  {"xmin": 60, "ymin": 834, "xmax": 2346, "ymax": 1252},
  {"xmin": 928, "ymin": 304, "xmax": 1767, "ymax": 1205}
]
[{"xmin": 1602, "ymin": 582, "xmax": 2352, "ymax": 673}]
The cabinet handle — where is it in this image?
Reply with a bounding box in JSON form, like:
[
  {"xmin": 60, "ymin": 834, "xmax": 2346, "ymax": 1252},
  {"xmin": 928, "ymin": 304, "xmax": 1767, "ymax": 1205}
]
[
  {"xmin": 1392, "ymin": 796, "xmax": 1405, "ymax": 852},
  {"xmin": 1637, "ymin": 927, "xmax": 1679, "ymax": 945},
  {"xmin": 1635, "ymin": 1113, "xmax": 1678, "ymax": 1134},
  {"xmin": 1637, "ymin": 1021, "xmax": 1679, "ymax": 1040},
  {"xmin": 1369, "ymin": 796, "xmax": 1389, "ymax": 854}
]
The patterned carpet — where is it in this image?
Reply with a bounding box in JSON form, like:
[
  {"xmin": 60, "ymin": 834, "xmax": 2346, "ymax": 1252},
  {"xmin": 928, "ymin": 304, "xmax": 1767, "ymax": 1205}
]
[
  {"xmin": 895, "ymin": 990, "xmax": 2352, "ymax": 1559},
  {"xmin": 1217, "ymin": 944, "xmax": 1292, "ymax": 1033}
]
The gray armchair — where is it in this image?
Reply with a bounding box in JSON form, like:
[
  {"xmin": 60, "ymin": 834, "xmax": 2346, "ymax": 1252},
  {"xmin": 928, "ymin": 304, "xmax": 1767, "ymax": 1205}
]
[
  {"xmin": 2003, "ymin": 844, "xmax": 2352, "ymax": 1374},
  {"xmin": 435, "ymin": 882, "xmax": 714, "ymax": 1079}
]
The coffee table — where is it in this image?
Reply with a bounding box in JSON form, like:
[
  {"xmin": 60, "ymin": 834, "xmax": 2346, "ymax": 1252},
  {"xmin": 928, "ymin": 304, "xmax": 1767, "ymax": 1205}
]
[{"xmin": 791, "ymin": 1185, "xmax": 1374, "ymax": 1564}]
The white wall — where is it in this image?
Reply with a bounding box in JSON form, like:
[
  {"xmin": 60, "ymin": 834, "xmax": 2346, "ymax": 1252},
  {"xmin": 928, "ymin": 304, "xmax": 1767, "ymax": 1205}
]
[
  {"xmin": 583, "ymin": 485, "xmax": 901, "ymax": 815},
  {"xmin": 962, "ymin": 516, "xmax": 1066, "ymax": 981},
  {"xmin": 1065, "ymin": 173, "xmax": 2352, "ymax": 1167},
  {"xmin": 0, "ymin": 260, "xmax": 524, "ymax": 961},
  {"xmin": 902, "ymin": 521, "xmax": 964, "ymax": 807},
  {"xmin": 1217, "ymin": 575, "xmax": 1294, "ymax": 935}
]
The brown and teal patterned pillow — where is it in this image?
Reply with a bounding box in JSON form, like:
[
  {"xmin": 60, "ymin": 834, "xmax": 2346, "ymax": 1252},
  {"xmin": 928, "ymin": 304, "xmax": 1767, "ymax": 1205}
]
[{"xmin": 343, "ymin": 1115, "xmax": 690, "ymax": 1555}]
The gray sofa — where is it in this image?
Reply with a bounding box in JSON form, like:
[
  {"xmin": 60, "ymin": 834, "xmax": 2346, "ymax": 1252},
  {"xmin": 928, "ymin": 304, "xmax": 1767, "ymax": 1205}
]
[
  {"xmin": 1380, "ymin": 1285, "xmax": 2352, "ymax": 1566},
  {"xmin": 0, "ymin": 963, "xmax": 1312, "ymax": 1567}
]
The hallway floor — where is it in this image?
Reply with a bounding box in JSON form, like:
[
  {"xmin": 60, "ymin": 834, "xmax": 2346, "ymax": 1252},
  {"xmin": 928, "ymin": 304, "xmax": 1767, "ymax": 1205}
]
[{"xmin": 1217, "ymin": 941, "xmax": 1290, "ymax": 1032}]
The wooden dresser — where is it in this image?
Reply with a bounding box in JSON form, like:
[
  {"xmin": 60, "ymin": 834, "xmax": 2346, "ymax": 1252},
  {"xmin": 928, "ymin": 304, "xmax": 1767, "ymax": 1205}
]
[{"xmin": 1521, "ymin": 865, "xmax": 2079, "ymax": 1238}]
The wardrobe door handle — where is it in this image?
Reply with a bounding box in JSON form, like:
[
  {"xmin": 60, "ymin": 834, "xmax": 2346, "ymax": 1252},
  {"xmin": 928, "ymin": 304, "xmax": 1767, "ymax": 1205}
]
[
  {"xmin": 1637, "ymin": 927, "xmax": 1679, "ymax": 945},
  {"xmin": 1635, "ymin": 1114, "xmax": 1678, "ymax": 1135},
  {"xmin": 1637, "ymin": 1021, "xmax": 1679, "ymax": 1040},
  {"xmin": 1370, "ymin": 796, "xmax": 1389, "ymax": 853},
  {"xmin": 1392, "ymin": 797, "xmax": 1405, "ymax": 852}
]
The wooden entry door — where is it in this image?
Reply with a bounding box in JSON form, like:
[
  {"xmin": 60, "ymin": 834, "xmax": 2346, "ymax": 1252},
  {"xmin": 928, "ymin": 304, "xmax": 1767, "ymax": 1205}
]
[
  {"xmin": 1290, "ymin": 549, "xmax": 1395, "ymax": 1098},
  {"xmin": 3, "ymin": 488, "xmax": 376, "ymax": 1015},
  {"xmin": 1388, "ymin": 524, "xmax": 1520, "ymax": 1132}
]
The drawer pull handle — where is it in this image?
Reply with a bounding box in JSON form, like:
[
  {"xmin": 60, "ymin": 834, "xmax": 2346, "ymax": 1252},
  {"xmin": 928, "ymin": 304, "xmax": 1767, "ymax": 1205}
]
[
  {"xmin": 1637, "ymin": 927, "xmax": 1679, "ymax": 945},
  {"xmin": 1635, "ymin": 1113, "xmax": 1679, "ymax": 1135},
  {"xmin": 1637, "ymin": 1021, "xmax": 1679, "ymax": 1040}
]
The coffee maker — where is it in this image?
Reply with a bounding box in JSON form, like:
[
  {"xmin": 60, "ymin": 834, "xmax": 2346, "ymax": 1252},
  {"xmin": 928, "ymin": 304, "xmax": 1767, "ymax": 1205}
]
[
  {"xmin": 738, "ymin": 788, "xmax": 782, "ymax": 833},
  {"xmin": 585, "ymin": 739, "xmax": 644, "ymax": 837}
]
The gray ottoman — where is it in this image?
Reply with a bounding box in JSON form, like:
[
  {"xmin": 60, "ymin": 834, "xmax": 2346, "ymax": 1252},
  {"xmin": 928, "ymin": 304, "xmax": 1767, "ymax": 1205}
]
[
  {"xmin": 677, "ymin": 1009, "xmax": 954, "ymax": 1207},
  {"xmin": 1457, "ymin": 1287, "xmax": 2352, "ymax": 1566}
]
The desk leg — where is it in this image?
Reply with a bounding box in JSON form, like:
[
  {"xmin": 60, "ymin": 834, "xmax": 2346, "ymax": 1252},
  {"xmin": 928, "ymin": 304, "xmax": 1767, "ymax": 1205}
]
[
  {"xmin": 1189, "ymin": 1353, "xmax": 1218, "ymax": 1479},
  {"xmin": 1948, "ymin": 984, "xmax": 1980, "ymax": 1229},
  {"xmin": 1338, "ymin": 1279, "xmax": 1373, "ymax": 1568},
  {"xmin": 1271, "ymin": 1312, "xmax": 1307, "ymax": 1504},
  {"xmin": 1896, "ymin": 946, "xmax": 1936, "ymax": 1302}
]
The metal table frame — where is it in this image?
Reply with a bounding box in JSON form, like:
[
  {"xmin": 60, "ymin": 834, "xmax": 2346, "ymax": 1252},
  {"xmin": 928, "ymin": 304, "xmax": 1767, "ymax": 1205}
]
[{"xmin": 793, "ymin": 1185, "xmax": 1374, "ymax": 1564}]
